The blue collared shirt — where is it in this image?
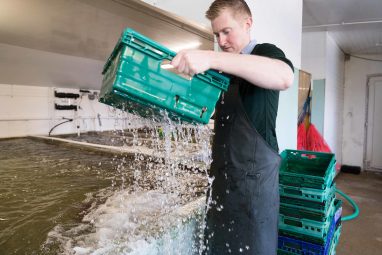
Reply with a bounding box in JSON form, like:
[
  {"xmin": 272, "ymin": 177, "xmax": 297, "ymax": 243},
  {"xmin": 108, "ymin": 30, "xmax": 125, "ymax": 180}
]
[{"xmin": 241, "ymin": 39, "xmax": 257, "ymax": 55}]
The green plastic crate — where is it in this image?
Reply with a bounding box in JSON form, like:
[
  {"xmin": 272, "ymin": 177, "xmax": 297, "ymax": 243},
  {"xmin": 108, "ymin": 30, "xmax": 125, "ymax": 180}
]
[
  {"xmin": 279, "ymin": 200, "xmax": 342, "ymax": 246},
  {"xmin": 280, "ymin": 192, "xmax": 335, "ymax": 219},
  {"xmin": 279, "ymin": 183, "xmax": 336, "ymax": 203},
  {"xmin": 280, "ymin": 195, "xmax": 336, "ymax": 222},
  {"xmin": 99, "ymin": 28, "xmax": 230, "ymax": 124},
  {"xmin": 278, "ymin": 214, "xmax": 332, "ymax": 243},
  {"xmin": 279, "ymin": 150, "xmax": 336, "ymax": 189}
]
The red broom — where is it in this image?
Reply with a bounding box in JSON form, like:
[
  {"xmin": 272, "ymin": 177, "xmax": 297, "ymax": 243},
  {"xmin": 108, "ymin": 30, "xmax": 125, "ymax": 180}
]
[
  {"xmin": 306, "ymin": 124, "xmax": 331, "ymax": 153},
  {"xmin": 297, "ymin": 85, "xmax": 332, "ymax": 153},
  {"xmin": 297, "ymin": 88, "xmax": 339, "ymax": 171},
  {"xmin": 297, "ymin": 122, "xmax": 307, "ymax": 150}
]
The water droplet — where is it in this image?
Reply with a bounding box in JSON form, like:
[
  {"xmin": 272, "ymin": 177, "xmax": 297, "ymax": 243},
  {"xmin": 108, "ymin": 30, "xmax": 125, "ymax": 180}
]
[{"xmin": 239, "ymin": 248, "xmax": 243, "ymax": 252}]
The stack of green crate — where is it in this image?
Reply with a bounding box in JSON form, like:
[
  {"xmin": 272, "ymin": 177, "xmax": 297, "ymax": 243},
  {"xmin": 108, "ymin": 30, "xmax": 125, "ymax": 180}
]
[{"xmin": 278, "ymin": 150, "xmax": 342, "ymax": 255}]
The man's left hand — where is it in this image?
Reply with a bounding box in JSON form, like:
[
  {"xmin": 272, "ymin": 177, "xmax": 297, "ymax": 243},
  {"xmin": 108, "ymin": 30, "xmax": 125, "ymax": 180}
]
[{"xmin": 171, "ymin": 50, "xmax": 213, "ymax": 77}]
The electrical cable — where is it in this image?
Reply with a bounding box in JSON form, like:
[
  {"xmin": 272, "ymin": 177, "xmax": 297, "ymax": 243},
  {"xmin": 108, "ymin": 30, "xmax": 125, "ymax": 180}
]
[
  {"xmin": 48, "ymin": 118, "xmax": 73, "ymax": 136},
  {"xmin": 335, "ymin": 188, "xmax": 360, "ymax": 221}
]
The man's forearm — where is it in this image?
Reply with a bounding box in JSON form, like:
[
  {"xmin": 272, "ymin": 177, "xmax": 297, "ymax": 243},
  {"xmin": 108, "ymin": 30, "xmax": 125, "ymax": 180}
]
[{"xmin": 210, "ymin": 51, "xmax": 294, "ymax": 90}]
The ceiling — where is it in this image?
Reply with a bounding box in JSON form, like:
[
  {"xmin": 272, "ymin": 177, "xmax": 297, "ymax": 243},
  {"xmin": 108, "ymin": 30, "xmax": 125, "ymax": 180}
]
[
  {"xmin": 0, "ymin": 0, "xmax": 214, "ymax": 62},
  {"xmin": 0, "ymin": 0, "xmax": 381, "ymax": 69},
  {"xmin": 303, "ymin": 0, "xmax": 382, "ymax": 56}
]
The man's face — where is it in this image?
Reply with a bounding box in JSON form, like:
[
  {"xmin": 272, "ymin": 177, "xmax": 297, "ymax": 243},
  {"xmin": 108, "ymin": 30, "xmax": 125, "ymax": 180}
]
[{"xmin": 211, "ymin": 9, "xmax": 252, "ymax": 53}]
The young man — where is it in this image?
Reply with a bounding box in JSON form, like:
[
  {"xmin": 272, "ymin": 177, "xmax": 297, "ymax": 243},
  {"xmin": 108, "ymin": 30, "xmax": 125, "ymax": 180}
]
[{"xmin": 172, "ymin": 0, "xmax": 294, "ymax": 254}]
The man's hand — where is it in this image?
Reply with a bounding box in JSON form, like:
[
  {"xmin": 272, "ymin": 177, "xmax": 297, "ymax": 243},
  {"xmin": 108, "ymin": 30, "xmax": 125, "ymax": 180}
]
[{"xmin": 171, "ymin": 50, "xmax": 213, "ymax": 77}]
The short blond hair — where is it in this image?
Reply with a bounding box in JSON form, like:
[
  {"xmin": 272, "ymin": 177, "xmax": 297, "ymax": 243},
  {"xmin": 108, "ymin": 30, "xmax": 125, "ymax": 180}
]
[{"xmin": 206, "ymin": 0, "xmax": 252, "ymax": 20}]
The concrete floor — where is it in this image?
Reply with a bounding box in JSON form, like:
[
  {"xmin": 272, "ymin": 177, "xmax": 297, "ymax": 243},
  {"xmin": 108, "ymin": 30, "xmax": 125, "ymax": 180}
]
[{"xmin": 335, "ymin": 171, "xmax": 382, "ymax": 255}]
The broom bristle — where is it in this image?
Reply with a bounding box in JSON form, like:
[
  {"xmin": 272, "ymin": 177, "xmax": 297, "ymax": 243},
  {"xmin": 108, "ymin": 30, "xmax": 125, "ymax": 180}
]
[
  {"xmin": 297, "ymin": 122, "xmax": 307, "ymax": 150},
  {"xmin": 306, "ymin": 124, "xmax": 331, "ymax": 153}
]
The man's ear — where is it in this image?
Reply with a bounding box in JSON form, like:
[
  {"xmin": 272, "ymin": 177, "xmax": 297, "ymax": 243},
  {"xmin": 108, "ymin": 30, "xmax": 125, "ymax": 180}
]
[{"xmin": 245, "ymin": 16, "xmax": 253, "ymax": 31}]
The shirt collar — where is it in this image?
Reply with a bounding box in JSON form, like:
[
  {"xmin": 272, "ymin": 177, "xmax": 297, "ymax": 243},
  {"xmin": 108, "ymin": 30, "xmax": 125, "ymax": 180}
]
[{"xmin": 241, "ymin": 39, "xmax": 257, "ymax": 55}]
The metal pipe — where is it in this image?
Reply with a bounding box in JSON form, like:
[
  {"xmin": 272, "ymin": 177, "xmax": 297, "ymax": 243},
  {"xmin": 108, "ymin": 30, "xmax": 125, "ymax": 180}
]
[
  {"xmin": 0, "ymin": 118, "xmax": 52, "ymax": 121},
  {"xmin": 303, "ymin": 19, "xmax": 382, "ymax": 29},
  {"xmin": 0, "ymin": 117, "xmax": 126, "ymax": 122}
]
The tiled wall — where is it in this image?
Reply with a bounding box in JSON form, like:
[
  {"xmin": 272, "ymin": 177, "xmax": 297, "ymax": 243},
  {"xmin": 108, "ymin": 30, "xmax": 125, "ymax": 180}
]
[{"xmin": 0, "ymin": 84, "xmax": 142, "ymax": 138}]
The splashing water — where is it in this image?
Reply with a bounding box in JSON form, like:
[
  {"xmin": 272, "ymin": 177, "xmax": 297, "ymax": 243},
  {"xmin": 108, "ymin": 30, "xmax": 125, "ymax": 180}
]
[{"xmin": 45, "ymin": 109, "xmax": 214, "ymax": 254}]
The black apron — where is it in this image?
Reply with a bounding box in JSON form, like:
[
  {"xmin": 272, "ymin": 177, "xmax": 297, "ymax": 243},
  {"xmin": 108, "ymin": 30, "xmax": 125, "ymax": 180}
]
[{"xmin": 203, "ymin": 76, "xmax": 281, "ymax": 255}]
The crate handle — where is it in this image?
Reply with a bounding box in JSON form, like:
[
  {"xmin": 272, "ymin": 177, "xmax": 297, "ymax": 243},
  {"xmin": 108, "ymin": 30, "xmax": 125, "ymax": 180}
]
[
  {"xmin": 173, "ymin": 95, "xmax": 207, "ymax": 119},
  {"xmin": 283, "ymin": 240, "xmax": 302, "ymax": 250},
  {"xmin": 160, "ymin": 59, "xmax": 196, "ymax": 82},
  {"xmin": 301, "ymin": 153, "xmax": 317, "ymax": 159},
  {"xmin": 284, "ymin": 218, "xmax": 303, "ymax": 228},
  {"xmin": 283, "ymin": 187, "xmax": 302, "ymax": 196}
]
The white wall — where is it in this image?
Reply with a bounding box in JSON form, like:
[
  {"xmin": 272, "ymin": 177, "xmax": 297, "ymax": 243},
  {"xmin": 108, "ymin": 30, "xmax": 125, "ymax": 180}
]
[
  {"xmin": 343, "ymin": 54, "xmax": 382, "ymax": 167},
  {"xmin": 301, "ymin": 32, "xmax": 326, "ymax": 79},
  {"xmin": 251, "ymin": 0, "xmax": 302, "ymax": 68},
  {"xmin": 277, "ymin": 69, "xmax": 299, "ymax": 152},
  {"xmin": 0, "ymin": 44, "xmax": 140, "ymax": 138},
  {"xmin": 253, "ymin": 0, "xmax": 302, "ymax": 151},
  {"xmin": 0, "ymin": 43, "xmax": 104, "ymax": 89},
  {"xmin": 142, "ymin": 0, "xmax": 302, "ymax": 68},
  {"xmin": 323, "ymin": 35, "xmax": 345, "ymax": 163},
  {"xmin": 142, "ymin": 0, "xmax": 303, "ymax": 151},
  {"xmin": 301, "ymin": 31, "xmax": 345, "ymax": 163}
]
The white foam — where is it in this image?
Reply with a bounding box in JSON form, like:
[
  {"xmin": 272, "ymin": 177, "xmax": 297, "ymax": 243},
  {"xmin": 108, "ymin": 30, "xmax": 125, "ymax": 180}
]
[
  {"xmin": 73, "ymin": 247, "xmax": 92, "ymax": 254},
  {"xmin": 54, "ymin": 189, "xmax": 205, "ymax": 254}
]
